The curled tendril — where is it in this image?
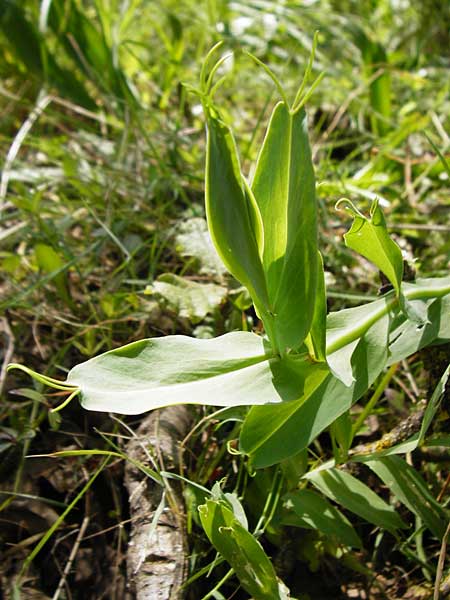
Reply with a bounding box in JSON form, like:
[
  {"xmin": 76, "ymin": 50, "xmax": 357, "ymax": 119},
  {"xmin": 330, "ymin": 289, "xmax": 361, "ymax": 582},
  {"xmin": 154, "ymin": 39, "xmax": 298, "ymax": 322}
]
[
  {"xmin": 335, "ymin": 198, "xmax": 366, "ymax": 219},
  {"xmin": 7, "ymin": 363, "xmax": 80, "ymax": 412},
  {"xmin": 200, "ymin": 41, "xmax": 224, "ymax": 92},
  {"xmin": 51, "ymin": 388, "xmax": 81, "ymax": 413}
]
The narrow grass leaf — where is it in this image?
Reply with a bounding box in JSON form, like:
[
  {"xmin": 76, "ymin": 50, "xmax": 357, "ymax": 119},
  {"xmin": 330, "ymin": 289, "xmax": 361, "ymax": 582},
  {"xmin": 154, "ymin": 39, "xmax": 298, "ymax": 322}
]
[
  {"xmin": 282, "ymin": 489, "xmax": 362, "ymax": 548},
  {"xmin": 366, "ymin": 456, "xmax": 447, "ymax": 539},
  {"xmin": 305, "ymin": 468, "xmax": 406, "ymax": 533}
]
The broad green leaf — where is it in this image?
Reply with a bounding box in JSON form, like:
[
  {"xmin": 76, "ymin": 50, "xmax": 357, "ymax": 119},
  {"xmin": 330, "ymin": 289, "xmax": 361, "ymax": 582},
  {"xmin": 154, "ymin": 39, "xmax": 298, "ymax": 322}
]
[
  {"xmin": 241, "ymin": 277, "xmax": 450, "ymax": 468},
  {"xmin": 67, "ymin": 331, "xmax": 328, "ymax": 414},
  {"xmin": 205, "ymin": 110, "xmax": 270, "ymax": 313},
  {"xmin": 209, "ymin": 482, "xmax": 249, "ymax": 529},
  {"xmin": 340, "ymin": 199, "xmax": 403, "ymax": 297},
  {"xmin": 251, "ymin": 103, "xmax": 317, "ymax": 351},
  {"xmin": 198, "ymin": 498, "xmax": 286, "ymax": 600},
  {"xmin": 306, "ymin": 252, "xmax": 327, "ymax": 362},
  {"xmin": 149, "ymin": 273, "xmax": 227, "ymax": 323},
  {"xmin": 241, "ymin": 298, "xmax": 391, "ymax": 468},
  {"xmin": 365, "ymin": 456, "xmax": 447, "ymax": 539},
  {"xmin": 282, "ymin": 489, "xmax": 362, "ymax": 548},
  {"xmin": 305, "ymin": 467, "xmax": 406, "ymax": 534},
  {"xmin": 326, "ymin": 339, "xmax": 359, "ymax": 386}
]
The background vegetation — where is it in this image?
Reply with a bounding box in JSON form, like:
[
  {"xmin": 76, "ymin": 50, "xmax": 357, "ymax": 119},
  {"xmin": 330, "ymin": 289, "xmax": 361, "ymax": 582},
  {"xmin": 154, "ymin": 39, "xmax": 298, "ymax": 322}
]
[{"xmin": 0, "ymin": 0, "xmax": 449, "ymax": 598}]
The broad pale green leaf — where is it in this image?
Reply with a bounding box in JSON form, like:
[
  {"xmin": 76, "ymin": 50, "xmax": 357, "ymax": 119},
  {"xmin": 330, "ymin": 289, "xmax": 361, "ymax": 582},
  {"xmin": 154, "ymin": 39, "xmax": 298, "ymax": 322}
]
[
  {"xmin": 388, "ymin": 280, "xmax": 450, "ymax": 365},
  {"xmin": 365, "ymin": 456, "xmax": 447, "ymax": 539},
  {"xmin": 251, "ymin": 103, "xmax": 317, "ymax": 350},
  {"xmin": 205, "ymin": 110, "xmax": 270, "ymax": 312},
  {"xmin": 241, "ymin": 300, "xmax": 391, "ymax": 468},
  {"xmin": 149, "ymin": 273, "xmax": 227, "ymax": 323},
  {"xmin": 198, "ymin": 498, "xmax": 286, "ymax": 600},
  {"xmin": 240, "ymin": 278, "xmax": 450, "ymax": 468},
  {"xmin": 341, "ymin": 199, "xmax": 403, "ymax": 296},
  {"xmin": 67, "ymin": 331, "xmax": 327, "ymax": 414},
  {"xmin": 305, "ymin": 468, "xmax": 406, "ymax": 533},
  {"xmin": 282, "ymin": 489, "xmax": 362, "ymax": 548}
]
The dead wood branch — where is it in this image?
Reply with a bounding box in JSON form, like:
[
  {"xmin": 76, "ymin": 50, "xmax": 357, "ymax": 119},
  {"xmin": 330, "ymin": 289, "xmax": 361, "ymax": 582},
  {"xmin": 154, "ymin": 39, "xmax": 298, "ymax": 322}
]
[{"xmin": 125, "ymin": 406, "xmax": 192, "ymax": 600}]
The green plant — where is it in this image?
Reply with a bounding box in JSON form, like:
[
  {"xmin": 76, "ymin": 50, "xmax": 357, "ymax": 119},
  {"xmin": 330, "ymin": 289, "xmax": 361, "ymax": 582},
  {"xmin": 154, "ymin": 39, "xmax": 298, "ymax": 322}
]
[{"xmin": 8, "ymin": 43, "xmax": 450, "ymax": 599}]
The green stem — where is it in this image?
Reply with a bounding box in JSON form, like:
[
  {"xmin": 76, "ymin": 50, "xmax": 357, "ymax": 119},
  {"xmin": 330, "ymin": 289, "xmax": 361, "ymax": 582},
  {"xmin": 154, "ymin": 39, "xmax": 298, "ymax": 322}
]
[
  {"xmin": 351, "ymin": 362, "xmax": 398, "ymax": 438},
  {"xmin": 0, "ymin": 396, "xmax": 42, "ymax": 513},
  {"xmin": 205, "ymin": 53, "xmax": 233, "ymax": 95},
  {"xmin": 292, "ymin": 30, "xmax": 320, "ymax": 110},
  {"xmin": 7, "ymin": 363, "xmax": 78, "ymax": 391},
  {"xmin": 253, "ymin": 468, "xmax": 282, "ymax": 536},
  {"xmin": 199, "ymin": 568, "xmax": 234, "ymax": 600},
  {"xmin": 51, "ymin": 388, "xmax": 81, "ymax": 413},
  {"xmin": 244, "ymin": 51, "xmax": 289, "ymax": 106}
]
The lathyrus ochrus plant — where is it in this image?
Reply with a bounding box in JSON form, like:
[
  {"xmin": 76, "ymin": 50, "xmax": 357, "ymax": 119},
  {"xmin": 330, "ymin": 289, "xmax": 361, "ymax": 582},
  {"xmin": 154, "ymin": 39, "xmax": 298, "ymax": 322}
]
[{"xmin": 8, "ymin": 42, "xmax": 450, "ymax": 599}]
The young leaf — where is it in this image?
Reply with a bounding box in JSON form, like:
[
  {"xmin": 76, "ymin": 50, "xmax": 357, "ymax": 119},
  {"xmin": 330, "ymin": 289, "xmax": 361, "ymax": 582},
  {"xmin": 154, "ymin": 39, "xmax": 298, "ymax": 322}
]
[
  {"xmin": 205, "ymin": 109, "xmax": 270, "ymax": 314},
  {"xmin": 282, "ymin": 489, "xmax": 362, "ymax": 548},
  {"xmin": 365, "ymin": 456, "xmax": 447, "ymax": 539},
  {"xmin": 251, "ymin": 103, "xmax": 317, "ymax": 351},
  {"xmin": 66, "ymin": 331, "xmax": 327, "ymax": 414},
  {"xmin": 388, "ymin": 282, "xmax": 450, "ymax": 365},
  {"xmin": 305, "ymin": 467, "xmax": 406, "ymax": 533},
  {"xmin": 338, "ymin": 199, "xmax": 403, "ymax": 297},
  {"xmin": 198, "ymin": 498, "xmax": 287, "ymax": 600}
]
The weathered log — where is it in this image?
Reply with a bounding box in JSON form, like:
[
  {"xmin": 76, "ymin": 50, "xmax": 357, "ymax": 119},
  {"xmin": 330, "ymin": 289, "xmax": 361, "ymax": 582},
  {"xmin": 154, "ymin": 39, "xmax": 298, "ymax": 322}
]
[{"xmin": 125, "ymin": 406, "xmax": 192, "ymax": 600}]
